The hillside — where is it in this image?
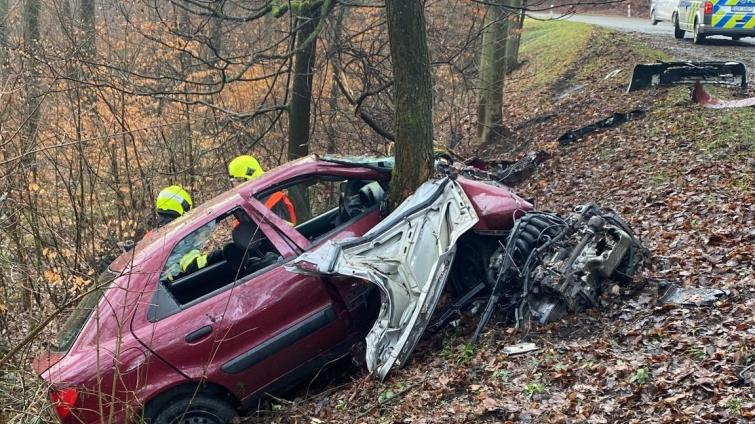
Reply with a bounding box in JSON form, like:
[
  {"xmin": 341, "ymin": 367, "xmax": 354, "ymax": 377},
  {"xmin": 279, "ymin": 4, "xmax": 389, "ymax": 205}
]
[{"xmin": 256, "ymin": 21, "xmax": 755, "ymax": 423}]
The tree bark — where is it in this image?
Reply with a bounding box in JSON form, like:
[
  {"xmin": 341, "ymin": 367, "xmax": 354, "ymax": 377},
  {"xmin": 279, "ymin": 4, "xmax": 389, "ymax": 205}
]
[
  {"xmin": 0, "ymin": 0, "xmax": 8, "ymax": 67},
  {"xmin": 477, "ymin": 0, "xmax": 510, "ymax": 146},
  {"xmin": 79, "ymin": 0, "xmax": 96, "ymax": 60},
  {"xmin": 385, "ymin": 0, "xmax": 434, "ymax": 210},
  {"xmin": 287, "ymin": 5, "xmax": 320, "ymax": 162},
  {"xmin": 504, "ymin": 0, "xmax": 525, "ymax": 75},
  {"xmin": 287, "ymin": 4, "xmax": 323, "ymax": 220},
  {"xmin": 21, "ymin": 0, "xmax": 42, "ymax": 310}
]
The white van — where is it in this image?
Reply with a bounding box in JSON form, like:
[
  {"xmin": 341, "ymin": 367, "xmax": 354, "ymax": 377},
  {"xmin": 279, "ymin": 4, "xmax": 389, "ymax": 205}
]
[{"xmin": 651, "ymin": 0, "xmax": 680, "ymax": 24}]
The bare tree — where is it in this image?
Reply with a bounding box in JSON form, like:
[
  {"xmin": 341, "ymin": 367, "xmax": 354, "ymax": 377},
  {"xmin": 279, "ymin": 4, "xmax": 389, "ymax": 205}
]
[
  {"xmin": 477, "ymin": 0, "xmax": 511, "ymax": 147},
  {"xmin": 505, "ymin": 0, "xmax": 526, "ymax": 74}
]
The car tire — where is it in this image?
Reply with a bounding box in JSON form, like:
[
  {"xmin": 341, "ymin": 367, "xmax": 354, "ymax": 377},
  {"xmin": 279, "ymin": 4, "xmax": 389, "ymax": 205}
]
[
  {"xmin": 673, "ymin": 14, "xmax": 685, "ymax": 39},
  {"xmin": 651, "ymin": 10, "xmax": 659, "ymax": 25},
  {"xmin": 144, "ymin": 393, "xmax": 238, "ymax": 424},
  {"xmin": 693, "ymin": 20, "xmax": 706, "ymax": 44}
]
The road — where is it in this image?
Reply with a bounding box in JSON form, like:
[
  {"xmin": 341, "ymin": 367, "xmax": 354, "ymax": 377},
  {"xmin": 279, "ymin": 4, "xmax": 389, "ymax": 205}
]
[
  {"xmin": 543, "ymin": 14, "xmax": 755, "ymax": 79},
  {"xmin": 560, "ymin": 14, "xmax": 674, "ymax": 36}
]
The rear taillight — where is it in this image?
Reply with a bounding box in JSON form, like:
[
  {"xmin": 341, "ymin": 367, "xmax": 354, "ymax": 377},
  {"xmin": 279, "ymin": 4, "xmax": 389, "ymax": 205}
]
[
  {"xmin": 50, "ymin": 388, "xmax": 79, "ymax": 420},
  {"xmin": 704, "ymin": 1, "xmax": 713, "ymax": 14}
]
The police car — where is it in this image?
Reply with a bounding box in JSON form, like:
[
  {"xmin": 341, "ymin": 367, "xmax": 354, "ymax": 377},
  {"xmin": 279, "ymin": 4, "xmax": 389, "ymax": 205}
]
[{"xmin": 673, "ymin": 0, "xmax": 755, "ymax": 43}]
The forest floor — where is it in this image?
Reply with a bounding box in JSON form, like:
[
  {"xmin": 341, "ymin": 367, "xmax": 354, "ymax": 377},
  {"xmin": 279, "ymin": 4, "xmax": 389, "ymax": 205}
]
[{"xmin": 256, "ymin": 20, "xmax": 755, "ymax": 424}]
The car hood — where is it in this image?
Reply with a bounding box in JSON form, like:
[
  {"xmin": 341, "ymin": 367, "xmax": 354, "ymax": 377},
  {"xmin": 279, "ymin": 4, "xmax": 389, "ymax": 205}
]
[{"xmin": 289, "ymin": 178, "xmax": 478, "ymax": 379}]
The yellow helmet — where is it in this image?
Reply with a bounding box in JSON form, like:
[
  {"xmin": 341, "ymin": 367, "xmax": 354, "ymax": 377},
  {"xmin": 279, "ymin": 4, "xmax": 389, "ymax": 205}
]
[
  {"xmin": 228, "ymin": 155, "xmax": 264, "ymax": 181},
  {"xmin": 155, "ymin": 185, "xmax": 193, "ymax": 217}
]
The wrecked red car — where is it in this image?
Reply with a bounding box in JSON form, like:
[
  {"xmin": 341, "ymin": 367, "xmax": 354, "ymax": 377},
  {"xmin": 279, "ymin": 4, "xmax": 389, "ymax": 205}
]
[{"xmin": 33, "ymin": 155, "xmax": 534, "ymax": 424}]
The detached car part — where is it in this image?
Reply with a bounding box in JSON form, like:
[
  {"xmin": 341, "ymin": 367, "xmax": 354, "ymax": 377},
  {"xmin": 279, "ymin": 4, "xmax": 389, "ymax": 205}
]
[
  {"xmin": 658, "ymin": 281, "xmax": 728, "ymax": 306},
  {"xmin": 290, "ymin": 178, "xmax": 478, "ymax": 380},
  {"xmin": 474, "ymin": 204, "xmax": 647, "ymax": 340},
  {"xmin": 459, "ymin": 151, "xmax": 550, "ymax": 187},
  {"xmin": 558, "ymin": 110, "xmax": 647, "ymax": 146},
  {"xmin": 692, "ymin": 81, "xmax": 755, "ymax": 109},
  {"xmin": 627, "ymin": 61, "xmax": 747, "ymax": 93}
]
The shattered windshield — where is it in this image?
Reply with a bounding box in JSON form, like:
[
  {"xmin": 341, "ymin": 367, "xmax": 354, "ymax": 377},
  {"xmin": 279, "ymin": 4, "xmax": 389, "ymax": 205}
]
[{"xmin": 160, "ymin": 220, "xmax": 217, "ymax": 281}]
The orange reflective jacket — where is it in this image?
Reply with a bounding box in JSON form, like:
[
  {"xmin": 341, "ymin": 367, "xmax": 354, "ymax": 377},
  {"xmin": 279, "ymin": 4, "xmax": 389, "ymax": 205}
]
[{"xmin": 264, "ymin": 191, "xmax": 297, "ymax": 225}]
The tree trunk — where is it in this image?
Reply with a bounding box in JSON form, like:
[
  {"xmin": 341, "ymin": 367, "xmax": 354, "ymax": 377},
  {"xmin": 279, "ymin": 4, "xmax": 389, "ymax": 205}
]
[
  {"xmin": 325, "ymin": 5, "xmax": 347, "ymax": 153},
  {"xmin": 201, "ymin": 0, "xmax": 224, "ymax": 67},
  {"xmin": 477, "ymin": 1, "xmax": 510, "ymax": 146},
  {"xmin": 385, "ymin": 0, "xmax": 434, "ymax": 210},
  {"xmin": 79, "ymin": 0, "xmax": 96, "ymax": 60},
  {"xmin": 287, "ymin": 5, "xmax": 322, "ymax": 220},
  {"xmin": 287, "ymin": 6, "xmax": 320, "ymax": 162},
  {"xmin": 504, "ymin": 0, "xmax": 525, "ymax": 75},
  {"xmin": 21, "ymin": 0, "xmax": 42, "ymax": 310},
  {"xmin": 0, "ymin": 0, "xmax": 8, "ymax": 67}
]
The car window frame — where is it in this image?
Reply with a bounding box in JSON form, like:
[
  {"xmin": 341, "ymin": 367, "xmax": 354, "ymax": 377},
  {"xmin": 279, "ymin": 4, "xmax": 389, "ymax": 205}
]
[
  {"xmin": 147, "ymin": 202, "xmax": 295, "ymax": 322},
  {"xmin": 251, "ymin": 174, "xmax": 384, "ymax": 251}
]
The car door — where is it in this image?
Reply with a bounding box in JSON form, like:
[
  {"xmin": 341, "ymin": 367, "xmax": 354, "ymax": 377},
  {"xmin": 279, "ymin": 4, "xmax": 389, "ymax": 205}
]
[
  {"xmin": 679, "ymin": 0, "xmax": 692, "ymax": 28},
  {"xmin": 130, "ymin": 201, "xmax": 351, "ymax": 402},
  {"xmin": 661, "ymin": 0, "xmax": 675, "ymax": 20},
  {"xmin": 250, "ymin": 175, "xmax": 387, "ymax": 323}
]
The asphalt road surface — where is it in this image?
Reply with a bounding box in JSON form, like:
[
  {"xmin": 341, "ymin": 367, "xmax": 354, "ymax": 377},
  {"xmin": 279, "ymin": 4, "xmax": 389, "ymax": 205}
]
[
  {"xmin": 561, "ymin": 14, "xmax": 674, "ymax": 35},
  {"xmin": 544, "ymin": 14, "xmax": 755, "ymax": 79}
]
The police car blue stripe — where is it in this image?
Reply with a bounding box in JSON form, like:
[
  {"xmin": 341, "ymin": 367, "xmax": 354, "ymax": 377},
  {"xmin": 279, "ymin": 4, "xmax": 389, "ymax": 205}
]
[{"xmin": 717, "ymin": 14, "xmax": 733, "ymax": 27}]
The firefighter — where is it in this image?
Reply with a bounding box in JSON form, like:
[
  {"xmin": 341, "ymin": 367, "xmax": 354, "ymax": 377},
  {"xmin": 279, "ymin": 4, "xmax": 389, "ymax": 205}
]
[
  {"xmin": 155, "ymin": 185, "xmax": 193, "ymax": 226},
  {"xmin": 227, "ymin": 155, "xmax": 297, "ymax": 225}
]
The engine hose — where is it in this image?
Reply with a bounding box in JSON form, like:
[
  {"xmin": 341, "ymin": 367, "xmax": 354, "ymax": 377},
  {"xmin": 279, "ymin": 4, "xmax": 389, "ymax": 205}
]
[{"xmin": 520, "ymin": 221, "xmax": 571, "ymax": 298}]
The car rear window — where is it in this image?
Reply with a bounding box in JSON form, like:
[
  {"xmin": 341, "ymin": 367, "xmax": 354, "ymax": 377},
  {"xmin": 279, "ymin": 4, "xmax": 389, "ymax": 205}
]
[{"xmin": 54, "ymin": 269, "xmax": 117, "ymax": 352}]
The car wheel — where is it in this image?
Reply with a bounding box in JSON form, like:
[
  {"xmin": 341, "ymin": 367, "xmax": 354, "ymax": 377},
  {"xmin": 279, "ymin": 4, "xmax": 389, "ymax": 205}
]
[
  {"xmin": 693, "ymin": 19, "xmax": 706, "ymax": 44},
  {"xmin": 673, "ymin": 14, "xmax": 685, "ymax": 39},
  {"xmin": 651, "ymin": 10, "xmax": 659, "ymax": 25},
  {"xmin": 145, "ymin": 394, "xmax": 238, "ymax": 424}
]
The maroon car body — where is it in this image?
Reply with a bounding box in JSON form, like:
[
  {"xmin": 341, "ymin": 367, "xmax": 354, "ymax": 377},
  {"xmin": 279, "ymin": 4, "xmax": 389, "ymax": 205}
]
[{"xmin": 34, "ymin": 156, "xmax": 532, "ymax": 423}]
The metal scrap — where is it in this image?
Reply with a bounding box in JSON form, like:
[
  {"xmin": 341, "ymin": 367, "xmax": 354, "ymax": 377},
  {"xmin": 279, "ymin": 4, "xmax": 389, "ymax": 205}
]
[
  {"xmin": 503, "ymin": 342, "xmax": 540, "ymax": 356},
  {"xmin": 473, "ymin": 204, "xmax": 648, "ymax": 342},
  {"xmin": 658, "ymin": 282, "xmax": 728, "ymax": 306},
  {"xmin": 692, "ymin": 81, "xmax": 755, "ymax": 109},
  {"xmin": 438, "ymin": 151, "xmax": 550, "ymax": 187},
  {"xmin": 558, "ymin": 109, "xmax": 647, "ymax": 146},
  {"xmin": 627, "ymin": 61, "xmax": 747, "ymax": 93},
  {"xmin": 289, "ymin": 178, "xmax": 478, "ymax": 380}
]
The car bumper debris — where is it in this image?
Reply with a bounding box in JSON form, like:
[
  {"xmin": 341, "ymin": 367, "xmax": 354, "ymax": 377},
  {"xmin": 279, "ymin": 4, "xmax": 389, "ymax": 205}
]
[
  {"xmin": 558, "ymin": 110, "xmax": 647, "ymax": 146},
  {"xmin": 627, "ymin": 61, "xmax": 747, "ymax": 92}
]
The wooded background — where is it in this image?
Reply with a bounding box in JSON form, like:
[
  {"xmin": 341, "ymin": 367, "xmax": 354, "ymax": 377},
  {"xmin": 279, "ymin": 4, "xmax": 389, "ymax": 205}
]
[{"xmin": 0, "ymin": 0, "xmax": 531, "ymax": 336}]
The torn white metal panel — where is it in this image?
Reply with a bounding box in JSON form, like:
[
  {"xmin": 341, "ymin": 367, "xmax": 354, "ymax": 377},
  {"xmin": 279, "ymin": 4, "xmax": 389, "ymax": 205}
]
[{"xmin": 289, "ymin": 178, "xmax": 478, "ymax": 380}]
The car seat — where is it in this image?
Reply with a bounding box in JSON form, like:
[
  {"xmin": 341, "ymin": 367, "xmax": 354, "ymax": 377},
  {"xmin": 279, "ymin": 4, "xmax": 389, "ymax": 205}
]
[{"xmin": 223, "ymin": 221, "xmax": 281, "ymax": 277}]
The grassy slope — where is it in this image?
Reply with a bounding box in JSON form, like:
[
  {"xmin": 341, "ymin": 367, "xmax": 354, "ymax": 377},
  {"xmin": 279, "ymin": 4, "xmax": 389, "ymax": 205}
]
[
  {"xmin": 263, "ymin": 22, "xmax": 755, "ymax": 423},
  {"xmin": 516, "ymin": 20, "xmax": 593, "ymax": 88}
]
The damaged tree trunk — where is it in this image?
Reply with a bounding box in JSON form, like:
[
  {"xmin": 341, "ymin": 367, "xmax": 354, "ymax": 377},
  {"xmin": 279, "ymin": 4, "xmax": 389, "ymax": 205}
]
[
  {"xmin": 477, "ymin": 0, "xmax": 511, "ymax": 147},
  {"xmin": 385, "ymin": 0, "xmax": 434, "ymax": 210}
]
